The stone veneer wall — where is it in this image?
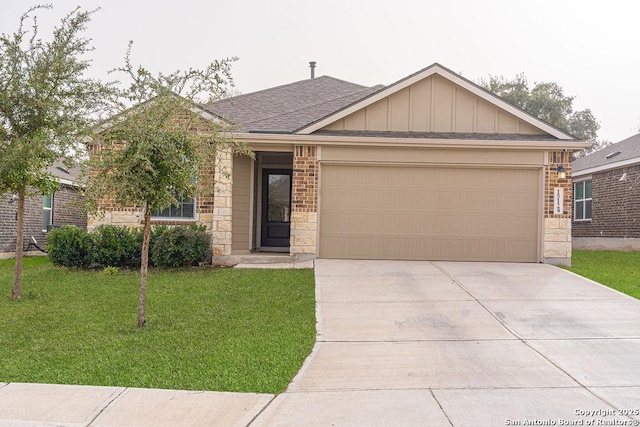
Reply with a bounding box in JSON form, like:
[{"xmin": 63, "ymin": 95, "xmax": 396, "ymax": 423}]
[
  {"xmin": 290, "ymin": 145, "xmax": 318, "ymax": 255},
  {"xmin": 543, "ymin": 151, "xmax": 573, "ymax": 265},
  {"xmin": 211, "ymin": 149, "xmax": 233, "ymax": 257}
]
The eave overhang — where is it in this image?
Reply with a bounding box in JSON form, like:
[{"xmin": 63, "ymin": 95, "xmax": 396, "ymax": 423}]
[{"xmin": 234, "ymin": 132, "xmax": 591, "ymax": 151}]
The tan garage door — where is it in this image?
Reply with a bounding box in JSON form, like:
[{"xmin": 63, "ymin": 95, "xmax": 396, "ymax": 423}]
[{"xmin": 319, "ymin": 164, "xmax": 540, "ymax": 262}]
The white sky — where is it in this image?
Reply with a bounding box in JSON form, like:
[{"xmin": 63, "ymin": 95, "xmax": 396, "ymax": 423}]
[{"xmin": 1, "ymin": 0, "xmax": 638, "ymax": 142}]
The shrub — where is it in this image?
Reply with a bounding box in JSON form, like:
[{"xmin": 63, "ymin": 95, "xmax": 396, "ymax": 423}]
[
  {"xmin": 91, "ymin": 225, "xmax": 142, "ymax": 268},
  {"xmin": 46, "ymin": 225, "xmax": 93, "ymax": 268},
  {"xmin": 100, "ymin": 266, "xmax": 118, "ymax": 275},
  {"xmin": 151, "ymin": 226, "xmax": 211, "ymax": 268}
]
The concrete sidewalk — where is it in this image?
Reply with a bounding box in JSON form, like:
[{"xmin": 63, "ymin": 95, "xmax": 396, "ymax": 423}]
[
  {"xmin": 0, "ymin": 383, "xmax": 273, "ymax": 426},
  {"xmin": 2, "ymin": 260, "xmax": 640, "ymax": 426}
]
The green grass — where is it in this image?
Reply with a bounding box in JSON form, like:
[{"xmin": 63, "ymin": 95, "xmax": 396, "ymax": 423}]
[
  {"xmin": 0, "ymin": 258, "xmax": 316, "ymax": 394},
  {"xmin": 564, "ymin": 250, "xmax": 640, "ymax": 299}
]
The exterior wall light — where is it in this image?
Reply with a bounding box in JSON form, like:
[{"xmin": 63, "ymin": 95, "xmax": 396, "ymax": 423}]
[{"xmin": 557, "ymin": 165, "xmax": 567, "ymax": 179}]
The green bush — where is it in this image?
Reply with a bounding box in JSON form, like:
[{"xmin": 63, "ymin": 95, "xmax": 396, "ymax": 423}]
[
  {"xmin": 91, "ymin": 225, "xmax": 142, "ymax": 268},
  {"xmin": 46, "ymin": 225, "xmax": 93, "ymax": 268},
  {"xmin": 151, "ymin": 226, "xmax": 211, "ymax": 268}
]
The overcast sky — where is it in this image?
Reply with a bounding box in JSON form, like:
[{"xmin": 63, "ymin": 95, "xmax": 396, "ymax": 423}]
[{"xmin": 1, "ymin": 0, "xmax": 638, "ymax": 142}]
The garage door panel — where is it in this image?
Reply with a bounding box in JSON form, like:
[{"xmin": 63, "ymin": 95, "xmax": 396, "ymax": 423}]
[
  {"xmin": 321, "ymin": 235, "xmax": 537, "ymax": 262},
  {"xmin": 322, "ymin": 212, "xmax": 536, "ymax": 238},
  {"xmin": 319, "ymin": 165, "xmax": 540, "ymax": 262}
]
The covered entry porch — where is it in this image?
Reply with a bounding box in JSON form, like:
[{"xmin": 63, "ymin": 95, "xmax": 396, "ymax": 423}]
[{"xmin": 212, "ymin": 147, "xmax": 318, "ymax": 266}]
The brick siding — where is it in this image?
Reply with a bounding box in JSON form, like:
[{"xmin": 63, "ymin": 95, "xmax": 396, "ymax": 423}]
[
  {"xmin": 545, "ymin": 151, "xmax": 573, "ymax": 218},
  {"xmin": 0, "ymin": 185, "xmax": 86, "ymax": 254},
  {"xmin": 543, "ymin": 151, "xmax": 573, "ymax": 263},
  {"xmin": 290, "ymin": 146, "xmax": 318, "ymax": 255},
  {"xmin": 292, "ymin": 146, "xmax": 318, "ymax": 213},
  {"xmin": 572, "ymin": 164, "xmax": 640, "ymax": 238},
  {"xmin": 90, "ymin": 111, "xmax": 216, "ymax": 224}
]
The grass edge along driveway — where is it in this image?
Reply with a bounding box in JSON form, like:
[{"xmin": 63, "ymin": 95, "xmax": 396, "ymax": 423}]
[
  {"xmin": 563, "ymin": 250, "xmax": 640, "ymax": 300},
  {"xmin": 0, "ymin": 257, "xmax": 316, "ymax": 394}
]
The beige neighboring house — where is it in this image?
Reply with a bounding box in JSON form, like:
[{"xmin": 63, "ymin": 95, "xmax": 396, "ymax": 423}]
[{"xmin": 90, "ymin": 63, "xmax": 590, "ymax": 266}]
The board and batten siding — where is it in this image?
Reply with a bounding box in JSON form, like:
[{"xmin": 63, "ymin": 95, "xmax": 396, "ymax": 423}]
[
  {"xmin": 321, "ymin": 74, "xmax": 545, "ymax": 135},
  {"xmin": 231, "ymin": 155, "xmax": 252, "ymax": 253}
]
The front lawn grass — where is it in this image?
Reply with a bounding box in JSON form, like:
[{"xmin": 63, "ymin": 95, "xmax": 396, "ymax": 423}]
[
  {"xmin": 564, "ymin": 250, "xmax": 640, "ymax": 299},
  {"xmin": 0, "ymin": 257, "xmax": 316, "ymax": 394}
]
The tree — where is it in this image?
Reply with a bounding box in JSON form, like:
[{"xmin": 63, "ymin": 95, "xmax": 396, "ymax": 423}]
[
  {"xmin": 479, "ymin": 74, "xmax": 608, "ymax": 157},
  {"xmin": 0, "ymin": 5, "xmax": 112, "ymax": 299},
  {"xmin": 84, "ymin": 44, "xmax": 252, "ymax": 327}
]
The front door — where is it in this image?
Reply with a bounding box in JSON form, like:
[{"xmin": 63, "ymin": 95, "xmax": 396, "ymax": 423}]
[{"xmin": 261, "ymin": 169, "xmax": 292, "ymax": 248}]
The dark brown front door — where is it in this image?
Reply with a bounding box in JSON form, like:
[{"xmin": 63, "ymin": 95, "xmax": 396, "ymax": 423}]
[{"xmin": 261, "ymin": 169, "xmax": 292, "ymax": 248}]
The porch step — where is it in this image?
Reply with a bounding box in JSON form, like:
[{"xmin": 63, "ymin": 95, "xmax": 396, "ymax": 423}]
[
  {"xmin": 214, "ymin": 253, "xmax": 316, "ymax": 268},
  {"xmin": 235, "ymin": 255, "xmax": 298, "ymax": 264}
]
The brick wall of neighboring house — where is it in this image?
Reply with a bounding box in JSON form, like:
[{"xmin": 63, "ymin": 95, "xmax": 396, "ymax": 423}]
[
  {"xmin": 289, "ymin": 145, "xmax": 318, "ymax": 255},
  {"xmin": 52, "ymin": 184, "xmax": 87, "ymax": 229},
  {"xmin": 573, "ymin": 164, "xmax": 640, "ymax": 238},
  {"xmin": 0, "ymin": 185, "xmax": 85, "ymax": 255},
  {"xmin": 543, "ymin": 151, "xmax": 573, "ymax": 264}
]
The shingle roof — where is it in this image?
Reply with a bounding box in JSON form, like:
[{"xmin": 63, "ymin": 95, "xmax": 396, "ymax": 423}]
[
  {"xmin": 205, "ymin": 76, "xmax": 384, "ymax": 133},
  {"xmin": 47, "ymin": 159, "xmax": 82, "ymax": 184},
  {"xmin": 573, "ymin": 133, "xmax": 640, "ymax": 172}
]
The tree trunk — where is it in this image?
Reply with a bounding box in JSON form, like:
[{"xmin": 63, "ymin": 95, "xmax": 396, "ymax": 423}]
[
  {"xmin": 12, "ymin": 190, "xmax": 25, "ymax": 300},
  {"xmin": 138, "ymin": 208, "xmax": 152, "ymax": 327}
]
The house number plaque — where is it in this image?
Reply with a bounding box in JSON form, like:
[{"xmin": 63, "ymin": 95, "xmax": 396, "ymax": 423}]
[{"xmin": 553, "ymin": 187, "xmax": 563, "ymax": 215}]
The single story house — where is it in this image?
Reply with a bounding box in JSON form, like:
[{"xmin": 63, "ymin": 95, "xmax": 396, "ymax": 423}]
[
  {"xmin": 572, "ymin": 133, "xmax": 640, "ymax": 250},
  {"xmin": 0, "ymin": 161, "xmax": 86, "ymax": 258},
  {"xmin": 89, "ymin": 63, "xmax": 589, "ymax": 266}
]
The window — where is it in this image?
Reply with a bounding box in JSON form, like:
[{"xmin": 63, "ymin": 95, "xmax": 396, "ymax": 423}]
[
  {"xmin": 574, "ymin": 180, "xmax": 592, "ymax": 220},
  {"xmin": 43, "ymin": 194, "xmax": 53, "ymax": 232},
  {"xmin": 152, "ymin": 195, "xmax": 195, "ymax": 220}
]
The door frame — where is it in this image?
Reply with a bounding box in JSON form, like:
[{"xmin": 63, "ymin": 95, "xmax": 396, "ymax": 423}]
[
  {"xmin": 256, "ymin": 153, "xmax": 294, "ymax": 252},
  {"xmin": 260, "ymin": 168, "xmax": 293, "ymax": 249}
]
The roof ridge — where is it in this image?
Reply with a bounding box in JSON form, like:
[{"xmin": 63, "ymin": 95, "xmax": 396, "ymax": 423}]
[{"xmin": 241, "ymin": 85, "xmax": 384, "ymax": 129}]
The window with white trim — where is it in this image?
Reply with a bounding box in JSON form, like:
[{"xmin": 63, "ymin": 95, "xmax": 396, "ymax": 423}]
[
  {"xmin": 43, "ymin": 194, "xmax": 53, "ymax": 231},
  {"xmin": 152, "ymin": 195, "xmax": 195, "ymax": 220},
  {"xmin": 574, "ymin": 180, "xmax": 592, "ymax": 220}
]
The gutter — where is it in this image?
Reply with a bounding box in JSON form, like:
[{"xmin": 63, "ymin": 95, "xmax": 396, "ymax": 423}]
[{"xmin": 234, "ymin": 132, "xmax": 592, "ymax": 151}]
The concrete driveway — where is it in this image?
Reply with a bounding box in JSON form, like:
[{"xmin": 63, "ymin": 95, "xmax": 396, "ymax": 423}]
[
  {"xmin": 2, "ymin": 260, "xmax": 640, "ymax": 426},
  {"xmin": 253, "ymin": 260, "xmax": 640, "ymax": 426}
]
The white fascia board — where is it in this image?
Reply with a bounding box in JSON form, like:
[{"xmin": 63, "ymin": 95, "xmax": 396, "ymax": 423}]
[
  {"xmin": 235, "ymin": 132, "xmax": 590, "ymax": 150},
  {"xmin": 55, "ymin": 177, "xmax": 81, "ymax": 187},
  {"xmin": 189, "ymin": 105, "xmax": 228, "ymax": 125},
  {"xmin": 572, "ymin": 174, "xmax": 592, "ymax": 182},
  {"xmin": 297, "ymin": 65, "xmax": 575, "ymax": 140},
  {"xmin": 573, "ymin": 157, "xmax": 640, "ymax": 177}
]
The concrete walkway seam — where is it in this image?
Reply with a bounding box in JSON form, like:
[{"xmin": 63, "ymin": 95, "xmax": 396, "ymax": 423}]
[
  {"xmin": 87, "ymin": 387, "xmax": 128, "ymax": 426},
  {"xmin": 428, "ymin": 388, "xmax": 454, "ymax": 427},
  {"xmin": 244, "ymin": 394, "xmax": 278, "ymax": 427}
]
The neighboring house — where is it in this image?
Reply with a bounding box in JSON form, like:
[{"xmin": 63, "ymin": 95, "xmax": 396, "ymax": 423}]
[
  {"xmin": 572, "ymin": 133, "xmax": 640, "ymax": 250},
  {"xmin": 0, "ymin": 161, "xmax": 86, "ymax": 258},
  {"xmin": 89, "ymin": 63, "xmax": 588, "ymax": 266}
]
